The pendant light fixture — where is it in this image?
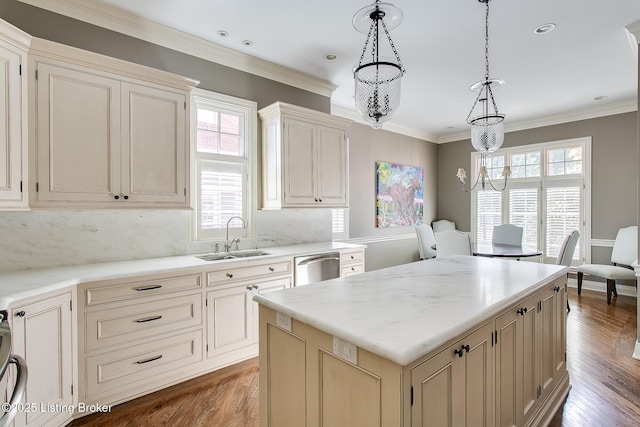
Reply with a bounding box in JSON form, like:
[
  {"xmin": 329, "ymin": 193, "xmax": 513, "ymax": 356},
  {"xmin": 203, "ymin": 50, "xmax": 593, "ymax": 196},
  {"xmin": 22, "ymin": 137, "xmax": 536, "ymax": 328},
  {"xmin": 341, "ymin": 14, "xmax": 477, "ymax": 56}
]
[
  {"xmin": 458, "ymin": 0, "xmax": 510, "ymax": 192},
  {"xmin": 353, "ymin": 0, "xmax": 405, "ymax": 129}
]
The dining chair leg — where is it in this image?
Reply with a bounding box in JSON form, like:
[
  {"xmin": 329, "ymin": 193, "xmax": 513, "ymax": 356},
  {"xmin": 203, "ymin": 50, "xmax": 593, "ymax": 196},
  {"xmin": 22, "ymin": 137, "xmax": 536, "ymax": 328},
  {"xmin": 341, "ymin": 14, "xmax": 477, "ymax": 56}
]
[
  {"xmin": 606, "ymin": 279, "xmax": 615, "ymax": 305},
  {"xmin": 577, "ymin": 272, "xmax": 584, "ymax": 295}
]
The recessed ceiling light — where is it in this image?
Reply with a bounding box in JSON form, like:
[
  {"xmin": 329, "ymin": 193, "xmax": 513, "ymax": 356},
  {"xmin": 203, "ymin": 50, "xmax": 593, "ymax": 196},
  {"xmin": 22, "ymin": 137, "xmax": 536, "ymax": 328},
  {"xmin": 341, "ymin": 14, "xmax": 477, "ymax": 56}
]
[
  {"xmin": 324, "ymin": 53, "xmax": 339, "ymax": 61},
  {"xmin": 217, "ymin": 30, "xmax": 229, "ymax": 37},
  {"xmin": 593, "ymin": 95, "xmax": 608, "ymax": 101},
  {"xmin": 534, "ymin": 23, "xmax": 556, "ymax": 34},
  {"xmin": 241, "ymin": 40, "xmax": 253, "ymax": 47}
]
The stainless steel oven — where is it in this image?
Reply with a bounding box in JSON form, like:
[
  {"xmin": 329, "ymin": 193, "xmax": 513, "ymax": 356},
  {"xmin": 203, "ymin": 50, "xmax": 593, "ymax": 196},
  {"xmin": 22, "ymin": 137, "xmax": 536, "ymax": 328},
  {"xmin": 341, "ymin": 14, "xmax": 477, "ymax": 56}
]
[
  {"xmin": 294, "ymin": 252, "xmax": 341, "ymax": 286},
  {"xmin": 0, "ymin": 310, "xmax": 27, "ymax": 427}
]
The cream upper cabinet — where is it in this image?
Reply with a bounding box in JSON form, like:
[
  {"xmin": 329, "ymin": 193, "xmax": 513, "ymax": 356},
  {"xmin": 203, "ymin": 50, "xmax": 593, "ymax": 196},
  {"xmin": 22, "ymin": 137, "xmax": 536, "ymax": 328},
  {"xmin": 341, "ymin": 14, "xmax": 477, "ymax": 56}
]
[
  {"xmin": 0, "ymin": 20, "xmax": 29, "ymax": 210},
  {"xmin": 11, "ymin": 290, "xmax": 74, "ymax": 427},
  {"xmin": 29, "ymin": 38, "xmax": 197, "ymax": 208},
  {"xmin": 259, "ymin": 102, "xmax": 352, "ymax": 209}
]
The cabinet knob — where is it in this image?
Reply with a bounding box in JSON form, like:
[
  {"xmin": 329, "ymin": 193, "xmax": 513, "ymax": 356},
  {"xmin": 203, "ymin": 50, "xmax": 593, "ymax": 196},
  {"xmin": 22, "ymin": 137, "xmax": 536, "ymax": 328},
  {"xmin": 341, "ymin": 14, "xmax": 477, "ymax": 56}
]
[
  {"xmin": 253, "ymin": 285, "xmax": 259, "ymax": 290},
  {"xmin": 318, "ymin": 198, "xmax": 322, "ymax": 202},
  {"xmin": 124, "ymin": 195, "xmax": 129, "ymax": 200},
  {"xmin": 246, "ymin": 286, "xmax": 253, "ymax": 290},
  {"xmin": 114, "ymin": 194, "xmax": 120, "ymax": 200},
  {"xmin": 15, "ymin": 311, "xmax": 25, "ymax": 317},
  {"xmin": 517, "ymin": 307, "xmax": 528, "ymax": 315},
  {"xmin": 268, "ymin": 267, "xmax": 275, "ymax": 272},
  {"xmin": 554, "ymin": 286, "xmax": 561, "ymax": 292},
  {"xmin": 454, "ymin": 348, "xmax": 464, "ymax": 358},
  {"xmin": 314, "ymin": 198, "xmax": 318, "ymax": 202},
  {"xmin": 226, "ymin": 273, "xmax": 233, "ymax": 278}
]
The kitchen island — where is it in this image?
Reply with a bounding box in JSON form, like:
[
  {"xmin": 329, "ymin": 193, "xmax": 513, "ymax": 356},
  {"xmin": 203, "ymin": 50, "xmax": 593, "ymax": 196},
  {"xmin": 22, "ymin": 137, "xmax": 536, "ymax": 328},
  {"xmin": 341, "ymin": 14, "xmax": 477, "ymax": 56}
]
[{"xmin": 254, "ymin": 255, "xmax": 570, "ymax": 427}]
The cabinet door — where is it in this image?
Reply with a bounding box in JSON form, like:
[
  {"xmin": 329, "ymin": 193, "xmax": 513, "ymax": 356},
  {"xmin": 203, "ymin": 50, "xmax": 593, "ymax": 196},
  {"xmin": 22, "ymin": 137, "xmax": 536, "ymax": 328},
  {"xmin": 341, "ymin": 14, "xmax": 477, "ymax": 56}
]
[
  {"xmin": 495, "ymin": 295, "xmax": 538, "ymax": 427},
  {"xmin": 35, "ymin": 62, "xmax": 121, "ymax": 203},
  {"xmin": 282, "ymin": 117, "xmax": 316, "ymax": 205},
  {"xmin": 11, "ymin": 292, "xmax": 73, "ymax": 427},
  {"xmin": 121, "ymin": 82, "xmax": 187, "ymax": 205},
  {"xmin": 539, "ymin": 281, "xmax": 565, "ymax": 403},
  {"xmin": 206, "ymin": 285, "xmax": 253, "ymax": 358},
  {"xmin": 317, "ymin": 125, "xmax": 348, "ymax": 206},
  {"xmin": 251, "ymin": 277, "xmax": 291, "ymax": 344},
  {"xmin": 0, "ymin": 42, "xmax": 26, "ymax": 206},
  {"xmin": 411, "ymin": 323, "xmax": 493, "ymax": 427}
]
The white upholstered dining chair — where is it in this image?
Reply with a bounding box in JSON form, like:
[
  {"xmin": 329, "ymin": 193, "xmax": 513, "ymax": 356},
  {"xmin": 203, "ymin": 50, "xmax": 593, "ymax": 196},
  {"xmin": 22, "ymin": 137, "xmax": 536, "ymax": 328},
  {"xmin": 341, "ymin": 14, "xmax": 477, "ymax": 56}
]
[
  {"xmin": 556, "ymin": 230, "xmax": 580, "ymax": 311},
  {"xmin": 577, "ymin": 225, "xmax": 637, "ymax": 305},
  {"xmin": 415, "ymin": 224, "xmax": 437, "ymax": 260},
  {"xmin": 434, "ymin": 230, "xmax": 471, "ymax": 256},
  {"xmin": 432, "ymin": 219, "xmax": 456, "ymax": 233},
  {"xmin": 492, "ymin": 224, "xmax": 523, "ymax": 246}
]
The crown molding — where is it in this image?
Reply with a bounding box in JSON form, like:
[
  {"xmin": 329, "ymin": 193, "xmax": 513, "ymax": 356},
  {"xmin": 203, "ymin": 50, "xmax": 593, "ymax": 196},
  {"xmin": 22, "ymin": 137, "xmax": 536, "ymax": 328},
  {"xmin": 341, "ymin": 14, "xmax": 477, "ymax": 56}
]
[
  {"xmin": 0, "ymin": 17, "xmax": 31, "ymax": 50},
  {"xmin": 16, "ymin": 0, "xmax": 337, "ymax": 97},
  {"xmin": 438, "ymin": 99, "xmax": 638, "ymax": 144},
  {"xmin": 330, "ymin": 105, "xmax": 439, "ymax": 142}
]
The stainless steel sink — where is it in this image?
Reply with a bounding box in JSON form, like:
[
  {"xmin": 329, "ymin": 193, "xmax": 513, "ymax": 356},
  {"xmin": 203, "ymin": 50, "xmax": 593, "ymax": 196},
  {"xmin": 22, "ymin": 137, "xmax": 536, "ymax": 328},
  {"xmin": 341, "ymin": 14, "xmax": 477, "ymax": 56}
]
[{"xmin": 196, "ymin": 250, "xmax": 269, "ymax": 262}]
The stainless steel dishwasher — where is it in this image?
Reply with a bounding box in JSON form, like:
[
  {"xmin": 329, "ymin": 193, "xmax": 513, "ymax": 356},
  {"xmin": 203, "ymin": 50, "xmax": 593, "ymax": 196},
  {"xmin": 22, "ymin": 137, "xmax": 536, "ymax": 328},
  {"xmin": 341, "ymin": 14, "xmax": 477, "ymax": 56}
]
[{"xmin": 294, "ymin": 252, "xmax": 341, "ymax": 286}]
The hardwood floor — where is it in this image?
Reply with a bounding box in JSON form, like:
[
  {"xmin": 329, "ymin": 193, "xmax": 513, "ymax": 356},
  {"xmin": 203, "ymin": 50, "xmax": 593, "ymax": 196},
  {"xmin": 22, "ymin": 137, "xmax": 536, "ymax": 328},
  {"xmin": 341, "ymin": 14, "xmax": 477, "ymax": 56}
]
[{"xmin": 67, "ymin": 287, "xmax": 638, "ymax": 427}]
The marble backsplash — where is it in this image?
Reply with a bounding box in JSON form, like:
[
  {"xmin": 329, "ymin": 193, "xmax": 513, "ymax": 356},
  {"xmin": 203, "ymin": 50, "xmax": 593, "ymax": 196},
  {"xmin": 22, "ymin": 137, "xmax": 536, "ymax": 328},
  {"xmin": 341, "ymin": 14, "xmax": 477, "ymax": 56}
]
[{"xmin": 0, "ymin": 208, "xmax": 332, "ymax": 272}]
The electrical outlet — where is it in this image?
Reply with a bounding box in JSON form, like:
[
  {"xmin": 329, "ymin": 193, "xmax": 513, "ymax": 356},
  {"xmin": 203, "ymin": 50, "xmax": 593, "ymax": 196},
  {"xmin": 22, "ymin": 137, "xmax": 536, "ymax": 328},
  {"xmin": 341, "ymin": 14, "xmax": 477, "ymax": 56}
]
[
  {"xmin": 276, "ymin": 311, "xmax": 292, "ymax": 332},
  {"xmin": 333, "ymin": 336, "xmax": 357, "ymax": 364}
]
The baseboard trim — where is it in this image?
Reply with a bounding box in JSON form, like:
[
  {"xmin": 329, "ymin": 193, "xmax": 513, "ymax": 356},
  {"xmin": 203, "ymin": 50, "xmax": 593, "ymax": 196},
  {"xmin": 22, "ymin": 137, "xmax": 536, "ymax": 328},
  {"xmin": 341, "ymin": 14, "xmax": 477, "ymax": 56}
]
[{"xmin": 567, "ymin": 277, "xmax": 637, "ymax": 297}]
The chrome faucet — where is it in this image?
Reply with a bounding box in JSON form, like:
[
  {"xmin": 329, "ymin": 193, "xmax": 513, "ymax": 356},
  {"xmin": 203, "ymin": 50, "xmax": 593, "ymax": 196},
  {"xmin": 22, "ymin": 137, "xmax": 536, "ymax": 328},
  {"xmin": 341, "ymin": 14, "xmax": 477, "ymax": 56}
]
[{"xmin": 224, "ymin": 216, "xmax": 246, "ymax": 252}]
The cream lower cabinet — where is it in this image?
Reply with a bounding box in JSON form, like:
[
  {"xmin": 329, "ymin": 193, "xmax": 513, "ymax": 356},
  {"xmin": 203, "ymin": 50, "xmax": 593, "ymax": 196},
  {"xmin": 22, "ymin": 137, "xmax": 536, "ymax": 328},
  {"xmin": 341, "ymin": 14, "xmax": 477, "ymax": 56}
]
[
  {"xmin": 0, "ymin": 19, "xmax": 29, "ymax": 209},
  {"xmin": 78, "ymin": 271, "xmax": 205, "ymax": 407},
  {"xmin": 29, "ymin": 38, "xmax": 196, "ymax": 208},
  {"xmin": 206, "ymin": 258, "xmax": 292, "ymax": 368},
  {"xmin": 495, "ymin": 277, "xmax": 567, "ymax": 427},
  {"xmin": 11, "ymin": 290, "xmax": 74, "ymax": 427},
  {"xmin": 410, "ymin": 322, "xmax": 494, "ymax": 427},
  {"xmin": 340, "ymin": 248, "xmax": 365, "ymax": 277},
  {"xmin": 258, "ymin": 102, "xmax": 352, "ymax": 209}
]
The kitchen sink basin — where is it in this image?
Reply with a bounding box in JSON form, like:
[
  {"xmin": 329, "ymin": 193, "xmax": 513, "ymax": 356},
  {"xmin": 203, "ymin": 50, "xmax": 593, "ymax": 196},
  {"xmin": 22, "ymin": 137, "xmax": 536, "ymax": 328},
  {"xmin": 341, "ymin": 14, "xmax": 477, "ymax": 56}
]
[{"xmin": 196, "ymin": 250, "xmax": 269, "ymax": 262}]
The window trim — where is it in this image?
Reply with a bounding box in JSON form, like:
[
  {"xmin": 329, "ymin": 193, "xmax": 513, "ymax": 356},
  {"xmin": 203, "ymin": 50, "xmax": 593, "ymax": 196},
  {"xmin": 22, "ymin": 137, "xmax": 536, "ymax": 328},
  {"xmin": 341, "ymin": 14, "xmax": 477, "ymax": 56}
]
[
  {"xmin": 190, "ymin": 88, "xmax": 257, "ymax": 243},
  {"xmin": 470, "ymin": 136, "xmax": 592, "ymax": 264}
]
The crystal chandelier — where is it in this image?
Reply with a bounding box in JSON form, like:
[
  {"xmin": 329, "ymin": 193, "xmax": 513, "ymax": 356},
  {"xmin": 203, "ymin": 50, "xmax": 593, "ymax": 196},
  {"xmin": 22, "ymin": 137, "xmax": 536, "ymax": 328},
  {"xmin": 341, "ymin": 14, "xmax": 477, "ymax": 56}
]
[
  {"xmin": 353, "ymin": 0, "xmax": 405, "ymax": 129},
  {"xmin": 458, "ymin": 0, "xmax": 510, "ymax": 192}
]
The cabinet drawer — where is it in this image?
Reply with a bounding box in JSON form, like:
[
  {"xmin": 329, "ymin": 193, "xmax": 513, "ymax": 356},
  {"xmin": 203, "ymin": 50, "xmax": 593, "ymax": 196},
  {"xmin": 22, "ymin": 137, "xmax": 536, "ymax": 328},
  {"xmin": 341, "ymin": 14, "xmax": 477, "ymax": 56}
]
[
  {"xmin": 84, "ymin": 273, "xmax": 202, "ymax": 306},
  {"xmin": 85, "ymin": 293, "xmax": 202, "ymax": 351},
  {"xmin": 85, "ymin": 329, "xmax": 203, "ymax": 398},
  {"xmin": 340, "ymin": 250, "xmax": 364, "ymax": 265},
  {"xmin": 341, "ymin": 264, "xmax": 364, "ymax": 277},
  {"xmin": 207, "ymin": 259, "xmax": 291, "ymax": 287}
]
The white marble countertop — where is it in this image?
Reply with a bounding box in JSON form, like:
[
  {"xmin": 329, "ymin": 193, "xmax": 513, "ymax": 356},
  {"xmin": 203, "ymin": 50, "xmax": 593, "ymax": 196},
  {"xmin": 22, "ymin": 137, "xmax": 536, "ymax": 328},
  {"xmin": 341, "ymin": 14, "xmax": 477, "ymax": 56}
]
[
  {"xmin": 0, "ymin": 241, "xmax": 364, "ymax": 309},
  {"xmin": 253, "ymin": 256, "xmax": 568, "ymax": 366}
]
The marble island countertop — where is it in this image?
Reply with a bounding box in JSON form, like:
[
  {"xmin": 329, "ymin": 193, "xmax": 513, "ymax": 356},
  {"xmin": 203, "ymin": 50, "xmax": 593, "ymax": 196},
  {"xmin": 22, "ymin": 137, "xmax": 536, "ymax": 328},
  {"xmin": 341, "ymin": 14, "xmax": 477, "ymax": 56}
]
[
  {"xmin": 253, "ymin": 255, "xmax": 568, "ymax": 366},
  {"xmin": 0, "ymin": 241, "xmax": 364, "ymax": 309}
]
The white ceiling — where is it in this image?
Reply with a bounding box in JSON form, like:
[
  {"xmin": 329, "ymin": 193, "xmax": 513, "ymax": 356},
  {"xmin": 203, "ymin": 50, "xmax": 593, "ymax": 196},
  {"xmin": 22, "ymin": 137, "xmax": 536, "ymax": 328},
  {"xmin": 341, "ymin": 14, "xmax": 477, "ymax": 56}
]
[{"xmin": 32, "ymin": 0, "xmax": 640, "ymax": 142}]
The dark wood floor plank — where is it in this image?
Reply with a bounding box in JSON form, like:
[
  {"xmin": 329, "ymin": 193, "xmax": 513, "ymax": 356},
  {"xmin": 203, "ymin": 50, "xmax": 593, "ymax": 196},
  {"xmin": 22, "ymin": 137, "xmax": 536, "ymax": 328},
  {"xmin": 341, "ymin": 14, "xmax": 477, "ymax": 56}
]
[{"xmin": 68, "ymin": 288, "xmax": 638, "ymax": 427}]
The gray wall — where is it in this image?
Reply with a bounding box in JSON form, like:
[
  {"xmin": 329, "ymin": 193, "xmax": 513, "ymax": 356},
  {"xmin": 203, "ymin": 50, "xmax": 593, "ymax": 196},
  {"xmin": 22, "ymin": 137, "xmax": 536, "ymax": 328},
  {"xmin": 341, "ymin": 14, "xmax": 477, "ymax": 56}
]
[
  {"xmin": 438, "ymin": 112, "xmax": 638, "ymax": 265},
  {"xmin": 347, "ymin": 123, "xmax": 439, "ymax": 269}
]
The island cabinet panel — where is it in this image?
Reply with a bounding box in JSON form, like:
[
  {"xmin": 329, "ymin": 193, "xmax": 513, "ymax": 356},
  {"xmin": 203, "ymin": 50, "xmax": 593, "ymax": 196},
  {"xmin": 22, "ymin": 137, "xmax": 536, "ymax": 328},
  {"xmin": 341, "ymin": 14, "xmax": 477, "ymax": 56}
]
[
  {"xmin": 258, "ymin": 306, "xmax": 402, "ymax": 427},
  {"xmin": 410, "ymin": 322, "xmax": 494, "ymax": 427},
  {"xmin": 494, "ymin": 276, "xmax": 567, "ymax": 427}
]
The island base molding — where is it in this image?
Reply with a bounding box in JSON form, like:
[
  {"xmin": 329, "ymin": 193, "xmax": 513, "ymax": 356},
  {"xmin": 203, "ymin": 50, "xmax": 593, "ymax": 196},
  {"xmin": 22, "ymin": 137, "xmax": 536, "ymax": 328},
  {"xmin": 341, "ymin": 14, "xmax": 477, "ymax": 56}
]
[{"xmin": 258, "ymin": 275, "xmax": 570, "ymax": 427}]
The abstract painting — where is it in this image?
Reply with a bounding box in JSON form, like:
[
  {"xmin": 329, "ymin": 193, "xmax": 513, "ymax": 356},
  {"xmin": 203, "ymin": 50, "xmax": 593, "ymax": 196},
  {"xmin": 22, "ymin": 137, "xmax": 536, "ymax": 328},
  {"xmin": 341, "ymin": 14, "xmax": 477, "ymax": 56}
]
[{"xmin": 376, "ymin": 161, "xmax": 424, "ymax": 227}]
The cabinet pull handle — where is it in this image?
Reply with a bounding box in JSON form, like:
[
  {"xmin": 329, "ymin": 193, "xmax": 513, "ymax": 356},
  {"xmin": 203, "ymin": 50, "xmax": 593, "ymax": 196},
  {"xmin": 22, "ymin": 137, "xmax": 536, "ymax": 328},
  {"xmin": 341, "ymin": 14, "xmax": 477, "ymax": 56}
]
[
  {"xmin": 15, "ymin": 311, "xmax": 25, "ymax": 317},
  {"xmin": 268, "ymin": 267, "xmax": 275, "ymax": 272},
  {"xmin": 554, "ymin": 286, "xmax": 561, "ymax": 292},
  {"xmin": 135, "ymin": 285, "xmax": 162, "ymax": 291},
  {"xmin": 135, "ymin": 315, "xmax": 162, "ymax": 323},
  {"xmin": 136, "ymin": 355, "xmax": 163, "ymax": 364},
  {"xmin": 517, "ymin": 307, "xmax": 528, "ymax": 315},
  {"xmin": 226, "ymin": 273, "xmax": 233, "ymax": 278}
]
